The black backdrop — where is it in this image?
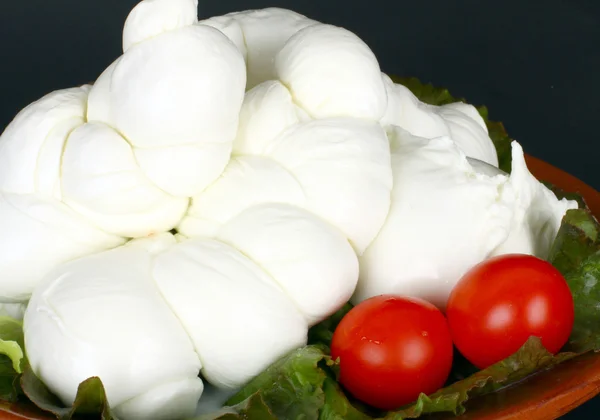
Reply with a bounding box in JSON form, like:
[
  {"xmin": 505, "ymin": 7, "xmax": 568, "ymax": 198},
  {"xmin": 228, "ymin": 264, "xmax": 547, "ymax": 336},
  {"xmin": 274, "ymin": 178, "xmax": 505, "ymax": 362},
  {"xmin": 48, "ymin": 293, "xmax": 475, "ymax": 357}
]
[{"xmin": 0, "ymin": 0, "xmax": 598, "ymax": 418}]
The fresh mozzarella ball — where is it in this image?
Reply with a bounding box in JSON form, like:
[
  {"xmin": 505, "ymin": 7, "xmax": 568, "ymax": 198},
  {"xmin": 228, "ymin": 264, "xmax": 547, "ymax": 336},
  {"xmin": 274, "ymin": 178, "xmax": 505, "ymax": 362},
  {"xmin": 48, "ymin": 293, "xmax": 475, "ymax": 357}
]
[
  {"xmin": 197, "ymin": 15, "xmax": 247, "ymax": 61},
  {"xmin": 468, "ymin": 148, "xmax": 577, "ymax": 259},
  {"xmin": 89, "ymin": 24, "xmax": 245, "ymax": 148},
  {"xmin": 85, "ymin": 60, "xmax": 115, "ymax": 124},
  {"xmin": 442, "ymin": 101, "xmax": 488, "ymax": 131},
  {"xmin": 88, "ymin": 24, "xmax": 246, "ymax": 197},
  {"xmin": 114, "ymin": 380, "xmax": 205, "ymax": 420},
  {"xmin": 35, "ymin": 117, "xmax": 83, "ymax": 200},
  {"xmin": 0, "ymin": 86, "xmax": 89, "ymax": 197},
  {"xmin": 233, "ymin": 80, "xmax": 309, "ymax": 156},
  {"xmin": 437, "ymin": 105, "xmax": 498, "ymax": 167},
  {"xmin": 0, "ymin": 192, "xmax": 124, "ymax": 302},
  {"xmin": 133, "ymin": 142, "xmax": 233, "ymax": 199},
  {"xmin": 355, "ymin": 128, "xmax": 513, "ymax": 309},
  {"xmin": 152, "ymin": 239, "xmax": 307, "ymax": 389},
  {"xmin": 23, "ymin": 234, "xmax": 203, "ymax": 420},
  {"xmin": 380, "ymin": 75, "xmax": 449, "ymax": 139},
  {"xmin": 380, "ymin": 75, "xmax": 498, "ymax": 167},
  {"xmin": 466, "ymin": 156, "xmax": 506, "ymax": 178},
  {"xmin": 0, "ymin": 86, "xmax": 128, "ymax": 303},
  {"xmin": 264, "ymin": 118, "xmax": 392, "ymax": 253},
  {"xmin": 221, "ymin": 8, "xmax": 318, "ymax": 89},
  {"xmin": 123, "ymin": 0, "xmax": 199, "ymax": 52},
  {"xmin": 490, "ymin": 142, "xmax": 578, "ymax": 259},
  {"xmin": 60, "ymin": 122, "xmax": 189, "ymax": 237},
  {"xmin": 216, "ymin": 204, "xmax": 359, "ymax": 325},
  {"xmin": 181, "ymin": 118, "xmax": 393, "ymax": 254},
  {"xmin": 179, "ymin": 155, "xmax": 305, "ymax": 238},
  {"xmin": 276, "ymin": 24, "xmax": 387, "ymax": 120}
]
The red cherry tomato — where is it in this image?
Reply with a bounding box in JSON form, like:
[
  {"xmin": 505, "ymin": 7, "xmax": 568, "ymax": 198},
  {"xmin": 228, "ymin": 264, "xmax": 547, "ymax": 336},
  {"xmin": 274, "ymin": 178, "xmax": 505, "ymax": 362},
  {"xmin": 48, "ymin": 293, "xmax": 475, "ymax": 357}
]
[
  {"xmin": 446, "ymin": 254, "xmax": 574, "ymax": 369},
  {"xmin": 330, "ymin": 295, "xmax": 453, "ymax": 410}
]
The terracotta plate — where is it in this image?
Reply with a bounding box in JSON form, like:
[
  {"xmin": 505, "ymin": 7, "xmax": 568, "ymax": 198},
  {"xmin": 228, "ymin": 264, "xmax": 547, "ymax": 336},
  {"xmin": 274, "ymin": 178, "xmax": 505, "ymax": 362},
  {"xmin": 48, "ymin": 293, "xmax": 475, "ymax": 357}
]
[{"xmin": 1, "ymin": 155, "xmax": 598, "ymax": 420}]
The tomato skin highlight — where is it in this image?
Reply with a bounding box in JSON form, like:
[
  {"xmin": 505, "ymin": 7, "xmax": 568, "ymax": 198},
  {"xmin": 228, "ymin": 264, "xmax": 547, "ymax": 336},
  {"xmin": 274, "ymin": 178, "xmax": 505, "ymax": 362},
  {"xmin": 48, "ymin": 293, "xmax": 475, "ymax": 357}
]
[
  {"xmin": 330, "ymin": 295, "xmax": 454, "ymax": 410},
  {"xmin": 446, "ymin": 254, "xmax": 574, "ymax": 369}
]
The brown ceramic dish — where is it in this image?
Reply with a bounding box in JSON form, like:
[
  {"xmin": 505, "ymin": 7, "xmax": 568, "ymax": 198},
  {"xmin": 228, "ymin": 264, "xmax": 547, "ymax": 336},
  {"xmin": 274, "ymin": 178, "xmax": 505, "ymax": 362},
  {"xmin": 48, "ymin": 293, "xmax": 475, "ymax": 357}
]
[{"xmin": 0, "ymin": 155, "xmax": 598, "ymax": 420}]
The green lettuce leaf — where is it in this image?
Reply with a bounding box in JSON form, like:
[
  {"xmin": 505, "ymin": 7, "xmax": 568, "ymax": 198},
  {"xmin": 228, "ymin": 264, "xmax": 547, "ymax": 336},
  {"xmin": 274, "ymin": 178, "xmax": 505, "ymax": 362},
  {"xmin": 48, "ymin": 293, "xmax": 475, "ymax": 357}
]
[
  {"xmin": 308, "ymin": 303, "xmax": 353, "ymax": 348},
  {"xmin": 225, "ymin": 346, "xmax": 329, "ymax": 420},
  {"xmin": 549, "ymin": 208, "xmax": 600, "ymax": 352},
  {"xmin": 389, "ymin": 77, "xmax": 456, "ymax": 106},
  {"xmin": 212, "ymin": 338, "xmax": 574, "ymax": 420},
  {"xmin": 319, "ymin": 378, "xmax": 371, "ymax": 420},
  {"xmin": 383, "ymin": 337, "xmax": 575, "ymax": 419},
  {"xmin": 195, "ymin": 393, "xmax": 277, "ymax": 420},
  {"xmin": 0, "ymin": 317, "xmax": 25, "ymax": 401},
  {"xmin": 21, "ymin": 367, "xmax": 116, "ymax": 420},
  {"xmin": 549, "ymin": 208, "xmax": 600, "ymax": 275},
  {"xmin": 562, "ymin": 253, "xmax": 600, "ymax": 353},
  {"xmin": 220, "ymin": 346, "xmax": 370, "ymax": 420},
  {"xmin": 391, "ymin": 76, "xmax": 513, "ymax": 173}
]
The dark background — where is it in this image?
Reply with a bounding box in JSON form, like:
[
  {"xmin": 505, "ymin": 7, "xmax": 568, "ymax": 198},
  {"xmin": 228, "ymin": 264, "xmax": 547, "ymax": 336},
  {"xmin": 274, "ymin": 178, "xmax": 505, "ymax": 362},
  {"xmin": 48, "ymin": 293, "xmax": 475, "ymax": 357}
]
[{"xmin": 0, "ymin": 0, "xmax": 598, "ymax": 417}]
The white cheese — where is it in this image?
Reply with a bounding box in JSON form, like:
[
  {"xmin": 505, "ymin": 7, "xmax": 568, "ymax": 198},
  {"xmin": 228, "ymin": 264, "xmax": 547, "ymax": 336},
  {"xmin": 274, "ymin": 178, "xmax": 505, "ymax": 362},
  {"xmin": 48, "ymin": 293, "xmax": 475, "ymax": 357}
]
[
  {"xmin": 442, "ymin": 101, "xmax": 488, "ymax": 131},
  {"xmin": 178, "ymin": 155, "xmax": 305, "ymax": 238},
  {"xmin": 218, "ymin": 8, "xmax": 318, "ymax": 89},
  {"xmin": 437, "ymin": 104, "xmax": 498, "ymax": 168},
  {"xmin": 23, "ymin": 234, "xmax": 203, "ymax": 419},
  {"xmin": 380, "ymin": 74, "xmax": 498, "ymax": 167},
  {"xmin": 380, "ymin": 75, "xmax": 450, "ymax": 139},
  {"xmin": 233, "ymin": 80, "xmax": 309, "ymax": 156},
  {"xmin": 11, "ymin": 4, "xmax": 579, "ymax": 419},
  {"xmin": 198, "ymin": 15, "xmax": 247, "ymax": 62},
  {"xmin": 263, "ymin": 118, "xmax": 393, "ymax": 253},
  {"xmin": 114, "ymin": 378, "xmax": 205, "ymax": 420},
  {"xmin": 181, "ymin": 118, "xmax": 393, "ymax": 254},
  {"xmin": 216, "ymin": 204, "xmax": 359, "ymax": 326},
  {"xmin": 356, "ymin": 128, "xmax": 577, "ymax": 310},
  {"xmin": 0, "ymin": 192, "xmax": 124, "ymax": 302},
  {"xmin": 123, "ymin": 0, "xmax": 199, "ymax": 52},
  {"xmin": 152, "ymin": 238, "xmax": 307, "ymax": 389},
  {"xmin": 60, "ymin": 122, "xmax": 189, "ymax": 237},
  {"xmin": 0, "ymin": 86, "xmax": 90, "ymax": 197},
  {"xmin": 355, "ymin": 128, "xmax": 513, "ymax": 309},
  {"xmin": 133, "ymin": 142, "xmax": 233, "ymax": 199},
  {"xmin": 276, "ymin": 24, "xmax": 387, "ymax": 120},
  {"xmin": 490, "ymin": 142, "xmax": 578, "ymax": 259},
  {"xmin": 87, "ymin": 24, "xmax": 246, "ymax": 197}
]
